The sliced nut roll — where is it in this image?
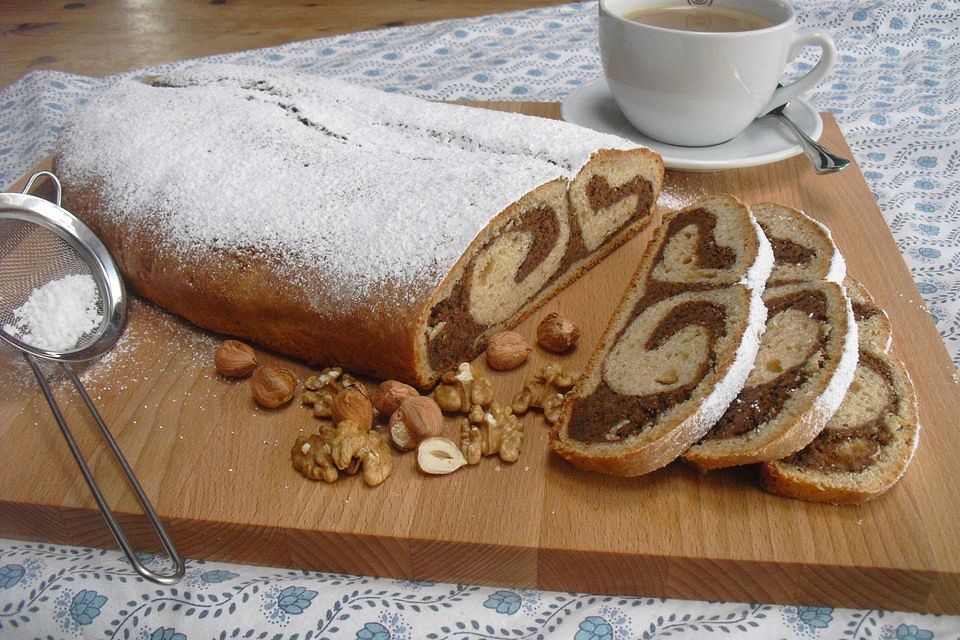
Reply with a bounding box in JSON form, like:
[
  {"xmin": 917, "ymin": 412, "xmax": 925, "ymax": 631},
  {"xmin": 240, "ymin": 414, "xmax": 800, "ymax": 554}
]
[
  {"xmin": 844, "ymin": 276, "xmax": 893, "ymax": 352},
  {"xmin": 751, "ymin": 202, "xmax": 846, "ymax": 286},
  {"xmin": 550, "ymin": 195, "xmax": 773, "ymax": 477},
  {"xmin": 684, "ymin": 281, "xmax": 859, "ymax": 471},
  {"xmin": 55, "ymin": 64, "xmax": 663, "ymax": 388},
  {"xmin": 761, "ymin": 346, "xmax": 919, "ymax": 505}
]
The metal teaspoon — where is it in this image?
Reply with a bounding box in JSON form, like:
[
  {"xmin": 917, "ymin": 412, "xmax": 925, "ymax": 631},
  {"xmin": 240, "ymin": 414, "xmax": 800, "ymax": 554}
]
[{"xmin": 765, "ymin": 102, "xmax": 850, "ymax": 174}]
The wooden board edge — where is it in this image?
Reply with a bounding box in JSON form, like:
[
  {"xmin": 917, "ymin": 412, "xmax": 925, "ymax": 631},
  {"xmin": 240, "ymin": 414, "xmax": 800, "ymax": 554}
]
[
  {"xmin": 537, "ymin": 547, "xmax": 960, "ymax": 615},
  {"xmin": 5, "ymin": 501, "xmax": 958, "ymax": 614}
]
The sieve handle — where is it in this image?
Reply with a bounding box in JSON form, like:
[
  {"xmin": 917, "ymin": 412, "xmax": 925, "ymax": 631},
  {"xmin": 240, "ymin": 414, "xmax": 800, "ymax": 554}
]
[
  {"xmin": 22, "ymin": 171, "xmax": 62, "ymax": 207},
  {"xmin": 24, "ymin": 354, "xmax": 185, "ymax": 585}
]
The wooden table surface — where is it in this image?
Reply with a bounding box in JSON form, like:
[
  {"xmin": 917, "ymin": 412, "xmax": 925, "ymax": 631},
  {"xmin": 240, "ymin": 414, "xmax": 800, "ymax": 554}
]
[{"xmin": 0, "ymin": 0, "xmax": 572, "ymax": 89}]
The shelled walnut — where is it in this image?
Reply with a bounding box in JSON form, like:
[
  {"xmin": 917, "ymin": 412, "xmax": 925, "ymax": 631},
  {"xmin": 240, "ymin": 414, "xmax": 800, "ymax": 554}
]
[
  {"xmin": 432, "ymin": 362, "xmax": 493, "ymax": 413},
  {"xmin": 291, "ymin": 432, "xmax": 338, "ymax": 483},
  {"xmin": 330, "ymin": 419, "xmax": 393, "ymax": 486},
  {"xmin": 301, "ymin": 367, "xmax": 362, "ymax": 419},
  {"xmin": 511, "ymin": 363, "xmax": 577, "ymax": 424},
  {"xmin": 459, "ymin": 402, "xmax": 524, "ymax": 463}
]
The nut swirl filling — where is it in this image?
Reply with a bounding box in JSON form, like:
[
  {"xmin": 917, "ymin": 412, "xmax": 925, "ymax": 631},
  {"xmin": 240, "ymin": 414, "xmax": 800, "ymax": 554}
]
[
  {"xmin": 784, "ymin": 351, "xmax": 897, "ymax": 473},
  {"xmin": 568, "ymin": 299, "xmax": 727, "ymax": 443},
  {"xmin": 703, "ymin": 288, "xmax": 828, "ymax": 441},
  {"xmin": 426, "ymin": 174, "xmax": 656, "ymax": 374},
  {"xmin": 758, "ymin": 223, "xmax": 816, "ymax": 266}
]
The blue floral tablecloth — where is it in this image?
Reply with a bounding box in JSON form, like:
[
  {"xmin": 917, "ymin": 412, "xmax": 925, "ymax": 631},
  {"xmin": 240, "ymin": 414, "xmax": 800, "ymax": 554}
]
[
  {"xmin": 1, "ymin": 0, "xmax": 958, "ymax": 637},
  {"xmin": 1, "ymin": 539, "xmax": 957, "ymax": 639}
]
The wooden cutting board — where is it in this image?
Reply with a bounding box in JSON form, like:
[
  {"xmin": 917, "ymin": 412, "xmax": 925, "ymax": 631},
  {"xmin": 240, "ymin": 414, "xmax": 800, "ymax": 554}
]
[{"xmin": 1, "ymin": 103, "xmax": 958, "ymax": 614}]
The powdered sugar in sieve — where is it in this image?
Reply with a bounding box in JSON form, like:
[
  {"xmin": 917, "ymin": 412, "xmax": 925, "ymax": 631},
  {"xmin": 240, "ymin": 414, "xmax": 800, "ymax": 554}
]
[{"xmin": 3, "ymin": 274, "xmax": 103, "ymax": 351}]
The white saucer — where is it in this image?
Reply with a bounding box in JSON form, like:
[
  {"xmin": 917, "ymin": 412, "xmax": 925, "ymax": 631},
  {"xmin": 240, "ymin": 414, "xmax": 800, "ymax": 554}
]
[{"xmin": 561, "ymin": 77, "xmax": 823, "ymax": 172}]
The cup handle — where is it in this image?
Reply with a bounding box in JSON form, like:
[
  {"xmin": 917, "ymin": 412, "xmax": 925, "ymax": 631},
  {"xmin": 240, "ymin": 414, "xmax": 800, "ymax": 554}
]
[{"xmin": 760, "ymin": 29, "xmax": 836, "ymax": 114}]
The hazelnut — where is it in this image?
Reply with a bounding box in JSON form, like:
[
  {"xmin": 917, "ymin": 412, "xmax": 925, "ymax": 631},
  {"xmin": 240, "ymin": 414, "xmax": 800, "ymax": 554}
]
[
  {"xmin": 388, "ymin": 395, "xmax": 443, "ymax": 451},
  {"xmin": 250, "ymin": 366, "xmax": 297, "ymax": 409},
  {"xmin": 537, "ymin": 312, "xmax": 580, "ymax": 353},
  {"xmin": 374, "ymin": 380, "xmax": 419, "ymax": 415},
  {"xmin": 214, "ymin": 340, "xmax": 258, "ymax": 378},
  {"xmin": 485, "ymin": 331, "xmax": 532, "ymax": 371},
  {"xmin": 332, "ymin": 387, "xmax": 374, "ymax": 429},
  {"xmin": 416, "ymin": 437, "xmax": 468, "ymax": 475}
]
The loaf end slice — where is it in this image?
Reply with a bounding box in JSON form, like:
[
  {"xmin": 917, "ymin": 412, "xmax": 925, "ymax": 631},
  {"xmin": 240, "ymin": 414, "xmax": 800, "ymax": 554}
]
[
  {"xmin": 550, "ymin": 195, "xmax": 773, "ymax": 476},
  {"xmin": 417, "ymin": 147, "xmax": 664, "ymax": 386},
  {"xmin": 761, "ymin": 347, "xmax": 919, "ymax": 504},
  {"xmin": 751, "ymin": 202, "xmax": 845, "ymax": 286},
  {"xmin": 684, "ymin": 281, "xmax": 859, "ymax": 471}
]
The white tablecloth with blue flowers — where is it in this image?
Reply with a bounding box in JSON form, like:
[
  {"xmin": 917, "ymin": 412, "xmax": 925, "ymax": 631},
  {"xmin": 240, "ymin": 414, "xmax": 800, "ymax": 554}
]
[{"xmin": 1, "ymin": 1, "xmax": 958, "ymax": 638}]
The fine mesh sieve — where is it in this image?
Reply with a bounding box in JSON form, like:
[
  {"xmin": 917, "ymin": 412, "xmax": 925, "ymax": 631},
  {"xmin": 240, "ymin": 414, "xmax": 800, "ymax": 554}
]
[{"xmin": 0, "ymin": 171, "xmax": 184, "ymax": 585}]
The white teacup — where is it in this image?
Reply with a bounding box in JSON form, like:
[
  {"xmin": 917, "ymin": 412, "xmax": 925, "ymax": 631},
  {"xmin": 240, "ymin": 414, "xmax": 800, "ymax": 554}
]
[{"xmin": 599, "ymin": 0, "xmax": 836, "ymax": 147}]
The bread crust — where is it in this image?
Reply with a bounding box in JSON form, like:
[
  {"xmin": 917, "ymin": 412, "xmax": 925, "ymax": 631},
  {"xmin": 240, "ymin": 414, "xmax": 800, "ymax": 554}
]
[{"xmin": 844, "ymin": 276, "xmax": 893, "ymax": 352}]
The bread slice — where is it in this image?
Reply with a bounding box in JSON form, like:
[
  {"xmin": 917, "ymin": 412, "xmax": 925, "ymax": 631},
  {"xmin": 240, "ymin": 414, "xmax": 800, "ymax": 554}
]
[
  {"xmin": 683, "ymin": 281, "xmax": 859, "ymax": 471},
  {"xmin": 54, "ymin": 64, "xmax": 664, "ymax": 387},
  {"xmin": 761, "ymin": 346, "xmax": 919, "ymax": 504},
  {"xmin": 844, "ymin": 276, "xmax": 893, "ymax": 352},
  {"xmin": 549, "ymin": 195, "xmax": 773, "ymax": 476},
  {"xmin": 751, "ymin": 202, "xmax": 845, "ymax": 285}
]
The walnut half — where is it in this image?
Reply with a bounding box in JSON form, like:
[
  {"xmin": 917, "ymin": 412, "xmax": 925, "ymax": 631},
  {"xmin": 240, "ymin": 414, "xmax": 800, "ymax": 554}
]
[
  {"xmin": 459, "ymin": 402, "xmax": 524, "ymax": 463},
  {"xmin": 511, "ymin": 363, "xmax": 577, "ymax": 424},
  {"xmin": 330, "ymin": 419, "xmax": 393, "ymax": 487},
  {"xmin": 433, "ymin": 362, "xmax": 493, "ymax": 413},
  {"xmin": 292, "ymin": 433, "xmax": 339, "ymax": 483},
  {"xmin": 302, "ymin": 367, "xmax": 363, "ymax": 419}
]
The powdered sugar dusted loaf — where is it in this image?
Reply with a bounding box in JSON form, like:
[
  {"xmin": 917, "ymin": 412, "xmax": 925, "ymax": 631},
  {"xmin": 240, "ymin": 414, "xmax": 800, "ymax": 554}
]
[{"xmin": 54, "ymin": 65, "xmax": 664, "ymax": 386}]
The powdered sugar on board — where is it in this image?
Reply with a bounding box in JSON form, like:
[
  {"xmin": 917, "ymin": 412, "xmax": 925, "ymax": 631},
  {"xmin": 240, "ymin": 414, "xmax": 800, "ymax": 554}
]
[
  {"xmin": 56, "ymin": 64, "xmax": 640, "ymax": 309},
  {"xmin": 2, "ymin": 274, "xmax": 102, "ymax": 352},
  {"xmin": 0, "ymin": 298, "xmax": 219, "ymax": 424}
]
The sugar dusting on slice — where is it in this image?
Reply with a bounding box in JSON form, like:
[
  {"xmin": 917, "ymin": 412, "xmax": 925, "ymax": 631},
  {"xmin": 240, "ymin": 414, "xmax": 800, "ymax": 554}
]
[{"xmin": 56, "ymin": 65, "xmax": 639, "ymax": 309}]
